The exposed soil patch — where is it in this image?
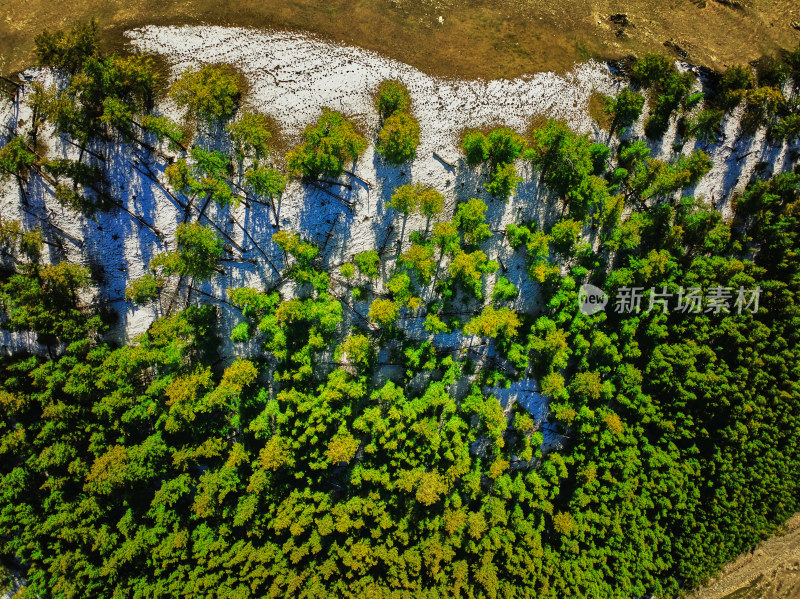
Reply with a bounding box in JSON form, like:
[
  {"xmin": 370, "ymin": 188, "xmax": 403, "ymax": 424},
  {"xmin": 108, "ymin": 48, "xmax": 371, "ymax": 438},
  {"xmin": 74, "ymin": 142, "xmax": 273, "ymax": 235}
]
[{"xmin": 1, "ymin": 0, "xmax": 799, "ymax": 79}]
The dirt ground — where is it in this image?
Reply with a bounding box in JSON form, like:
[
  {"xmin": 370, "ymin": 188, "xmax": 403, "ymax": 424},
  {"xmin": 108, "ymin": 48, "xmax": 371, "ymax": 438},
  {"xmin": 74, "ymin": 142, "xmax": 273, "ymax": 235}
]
[
  {"xmin": 691, "ymin": 514, "xmax": 800, "ymax": 599},
  {"xmin": 1, "ymin": 0, "xmax": 799, "ymax": 79}
]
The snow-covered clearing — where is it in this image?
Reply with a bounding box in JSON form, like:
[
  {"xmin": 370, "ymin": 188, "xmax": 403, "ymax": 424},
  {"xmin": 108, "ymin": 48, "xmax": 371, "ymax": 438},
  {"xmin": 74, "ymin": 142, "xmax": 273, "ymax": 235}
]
[{"xmin": 1, "ymin": 25, "xmax": 798, "ymax": 445}]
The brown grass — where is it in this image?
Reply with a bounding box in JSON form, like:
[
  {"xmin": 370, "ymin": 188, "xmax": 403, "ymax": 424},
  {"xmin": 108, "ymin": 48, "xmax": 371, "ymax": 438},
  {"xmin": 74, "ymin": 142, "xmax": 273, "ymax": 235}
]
[
  {"xmin": 1, "ymin": 0, "xmax": 799, "ymax": 80},
  {"xmin": 588, "ymin": 93, "xmax": 612, "ymax": 131}
]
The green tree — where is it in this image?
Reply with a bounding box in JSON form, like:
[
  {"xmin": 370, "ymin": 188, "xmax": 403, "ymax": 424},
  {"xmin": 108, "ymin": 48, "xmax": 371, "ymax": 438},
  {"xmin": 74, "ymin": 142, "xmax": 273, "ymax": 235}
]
[
  {"xmin": 141, "ymin": 115, "xmax": 189, "ymax": 150},
  {"xmin": 492, "ymin": 276, "xmax": 518, "ymax": 302},
  {"xmin": 742, "ymin": 86, "xmax": 784, "ymax": 132},
  {"xmin": 462, "ymin": 128, "xmax": 525, "ymax": 199},
  {"xmin": 418, "ymin": 186, "xmax": 445, "ymax": 228},
  {"xmin": 485, "ymin": 128, "xmax": 526, "ymax": 167},
  {"xmin": 376, "ymin": 80, "xmax": 411, "ymax": 119},
  {"xmin": 170, "ymin": 64, "xmax": 244, "ymax": 121},
  {"xmin": 0, "ymin": 220, "xmax": 43, "ymax": 263},
  {"xmin": 389, "ymin": 183, "xmax": 444, "ymax": 239},
  {"xmin": 631, "ymin": 53, "xmax": 673, "ymax": 87},
  {"xmin": 125, "ymin": 273, "xmax": 164, "ymax": 305},
  {"xmin": 34, "ymin": 19, "xmax": 98, "ymax": 73},
  {"xmin": 455, "ymin": 198, "xmax": 492, "ymax": 246},
  {"xmin": 462, "ymin": 131, "xmax": 489, "ymax": 165},
  {"xmin": 448, "ymin": 249, "xmax": 498, "ymax": 298},
  {"xmin": 716, "ymin": 64, "xmax": 754, "ymax": 109},
  {"xmin": 226, "ymin": 110, "xmax": 275, "ymax": 161},
  {"xmin": 527, "ymin": 119, "xmax": 593, "ymax": 200},
  {"xmin": 0, "ymin": 137, "xmax": 36, "ymax": 182},
  {"xmin": 368, "ymin": 298, "xmax": 398, "ymax": 326},
  {"xmin": 151, "ymin": 222, "xmax": 223, "ymax": 280},
  {"xmin": 286, "ymin": 108, "xmax": 367, "ymax": 178},
  {"xmin": 771, "ymin": 114, "xmax": 800, "ymax": 142},
  {"xmin": 464, "ymin": 306, "xmax": 521, "ymax": 341},
  {"xmin": 485, "ymin": 162, "xmax": 522, "ymax": 199},
  {"xmin": 245, "ymin": 165, "xmax": 287, "ymax": 226},
  {"xmin": 432, "ymin": 221, "xmax": 460, "ymax": 256},
  {"xmin": 335, "ymin": 334, "xmax": 374, "ymax": 370},
  {"xmin": 631, "ymin": 54, "xmax": 694, "ymax": 138},
  {"xmin": 244, "ymin": 164, "xmax": 285, "ymax": 198},
  {"xmin": 685, "ymin": 109, "xmax": 724, "ymax": 144},
  {"xmin": 550, "ymin": 218, "xmax": 583, "ymax": 255},
  {"xmin": 0, "ymin": 262, "xmax": 97, "ymax": 341},
  {"xmin": 354, "ymin": 250, "xmax": 380, "ymax": 279},
  {"xmin": 604, "ymin": 88, "xmax": 645, "ymax": 133},
  {"xmin": 377, "ymin": 112, "xmax": 420, "ymax": 164},
  {"xmin": 399, "ymin": 242, "xmax": 436, "ymax": 284}
]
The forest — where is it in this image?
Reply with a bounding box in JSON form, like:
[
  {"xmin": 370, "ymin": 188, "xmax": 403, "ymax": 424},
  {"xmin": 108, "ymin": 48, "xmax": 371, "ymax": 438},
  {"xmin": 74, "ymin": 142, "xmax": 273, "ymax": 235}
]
[{"xmin": 1, "ymin": 20, "xmax": 800, "ymax": 599}]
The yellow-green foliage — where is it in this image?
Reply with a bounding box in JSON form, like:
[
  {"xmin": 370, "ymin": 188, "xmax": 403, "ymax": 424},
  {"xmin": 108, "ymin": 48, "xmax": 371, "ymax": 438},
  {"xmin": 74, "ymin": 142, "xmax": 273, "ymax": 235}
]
[{"xmin": 170, "ymin": 63, "xmax": 244, "ymax": 121}]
